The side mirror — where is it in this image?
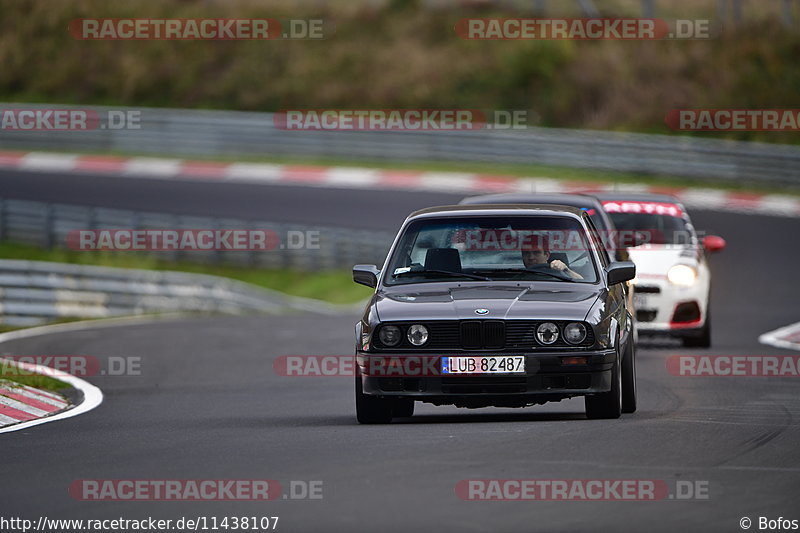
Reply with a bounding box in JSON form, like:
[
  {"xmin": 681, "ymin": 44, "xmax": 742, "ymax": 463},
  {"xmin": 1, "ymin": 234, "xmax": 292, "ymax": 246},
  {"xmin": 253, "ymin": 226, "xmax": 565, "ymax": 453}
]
[
  {"xmin": 353, "ymin": 264, "xmax": 380, "ymax": 288},
  {"xmin": 702, "ymin": 235, "xmax": 726, "ymax": 253},
  {"xmin": 606, "ymin": 261, "xmax": 636, "ymax": 286}
]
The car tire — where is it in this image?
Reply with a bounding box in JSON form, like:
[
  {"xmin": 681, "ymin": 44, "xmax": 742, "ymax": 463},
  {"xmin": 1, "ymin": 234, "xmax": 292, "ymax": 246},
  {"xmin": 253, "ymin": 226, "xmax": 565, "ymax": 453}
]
[
  {"xmin": 392, "ymin": 399, "xmax": 415, "ymax": 418},
  {"xmin": 585, "ymin": 347, "xmax": 622, "ymax": 420},
  {"xmin": 621, "ymin": 335, "xmax": 637, "ymax": 414},
  {"xmin": 355, "ymin": 376, "xmax": 393, "ymax": 424},
  {"xmin": 682, "ymin": 301, "xmax": 711, "ymax": 348}
]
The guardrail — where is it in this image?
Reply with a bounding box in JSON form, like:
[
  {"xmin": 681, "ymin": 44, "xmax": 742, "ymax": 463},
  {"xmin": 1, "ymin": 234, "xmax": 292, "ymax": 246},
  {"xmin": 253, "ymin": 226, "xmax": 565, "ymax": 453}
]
[
  {"xmin": 1, "ymin": 104, "xmax": 799, "ymax": 186},
  {"xmin": 0, "ymin": 259, "xmax": 355, "ymax": 327},
  {"xmin": 0, "ymin": 197, "xmax": 393, "ymax": 271}
]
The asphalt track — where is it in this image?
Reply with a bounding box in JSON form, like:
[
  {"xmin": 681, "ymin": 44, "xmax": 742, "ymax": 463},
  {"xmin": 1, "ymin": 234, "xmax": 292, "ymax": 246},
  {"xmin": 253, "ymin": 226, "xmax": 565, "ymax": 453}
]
[{"xmin": 2, "ymin": 169, "xmax": 800, "ymax": 532}]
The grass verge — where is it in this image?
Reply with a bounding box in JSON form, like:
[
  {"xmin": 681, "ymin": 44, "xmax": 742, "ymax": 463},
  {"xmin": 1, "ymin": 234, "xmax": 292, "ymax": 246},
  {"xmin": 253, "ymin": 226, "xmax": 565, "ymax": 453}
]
[
  {"xmin": 0, "ymin": 365, "xmax": 70, "ymax": 392},
  {"xmin": 0, "ymin": 241, "xmax": 373, "ymax": 305}
]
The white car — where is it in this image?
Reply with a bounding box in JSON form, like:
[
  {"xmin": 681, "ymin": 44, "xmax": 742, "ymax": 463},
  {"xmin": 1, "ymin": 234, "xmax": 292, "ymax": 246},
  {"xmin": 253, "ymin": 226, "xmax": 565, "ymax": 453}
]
[{"xmin": 594, "ymin": 193, "xmax": 725, "ymax": 347}]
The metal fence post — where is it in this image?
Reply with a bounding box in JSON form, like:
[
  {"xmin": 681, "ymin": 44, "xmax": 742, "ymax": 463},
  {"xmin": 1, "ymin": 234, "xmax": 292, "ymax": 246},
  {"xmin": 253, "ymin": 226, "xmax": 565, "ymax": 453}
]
[{"xmin": 641, "ymin": 0, "xmax": 655, "ymax": 18}]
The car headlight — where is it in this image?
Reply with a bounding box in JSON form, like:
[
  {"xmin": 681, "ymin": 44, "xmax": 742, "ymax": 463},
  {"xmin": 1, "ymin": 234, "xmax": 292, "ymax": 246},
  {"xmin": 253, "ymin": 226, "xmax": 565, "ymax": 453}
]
[
  {"xmin": 564, "ymin": 322, "xmax": 587, "ymax": 345},
  {"xmin": 378, "ymin": 325, "xmax": 402, "ymax": 347},
  {"xmin": 407, "ymin": 324, "xmax": 429, "ymax": 346},
  {"xmin": 667, "ymin": 264, "xmax": 697, "ymax": 287},
  {"xmin": 536, "ymin": 322, "xmax": 559, "ymax": 345}
]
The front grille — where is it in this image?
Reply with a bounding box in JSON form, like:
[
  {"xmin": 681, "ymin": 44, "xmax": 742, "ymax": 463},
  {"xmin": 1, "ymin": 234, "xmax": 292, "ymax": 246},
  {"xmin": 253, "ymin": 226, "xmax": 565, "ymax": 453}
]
[
  {"xmin": 460, "ymin": 320, "xmax": 505, "ymax": 350},
  {"xmin": 460, "ymin": 321, "xmax": 482, "ymax": 349},
  {"xmin": 374, "ymin": 320, "xmax": 594, "ymax": 351}
]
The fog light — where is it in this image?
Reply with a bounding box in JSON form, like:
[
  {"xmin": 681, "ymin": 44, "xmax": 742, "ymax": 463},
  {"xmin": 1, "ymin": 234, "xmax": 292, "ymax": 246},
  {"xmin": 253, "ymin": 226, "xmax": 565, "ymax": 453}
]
[{"xmin": 562, "ymin": 356, "xmax": 588, "ymax": 365}]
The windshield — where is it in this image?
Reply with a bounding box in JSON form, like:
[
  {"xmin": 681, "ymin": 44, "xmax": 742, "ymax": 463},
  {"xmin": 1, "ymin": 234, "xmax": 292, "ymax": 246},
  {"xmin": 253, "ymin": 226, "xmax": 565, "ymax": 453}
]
[
  {"xmin": 384, "ymin": 216, "xmax": 599, "ymax": 285},
  {"xmin": 607, "ymin": 213, "xmax": 694, "ymax": 246}
]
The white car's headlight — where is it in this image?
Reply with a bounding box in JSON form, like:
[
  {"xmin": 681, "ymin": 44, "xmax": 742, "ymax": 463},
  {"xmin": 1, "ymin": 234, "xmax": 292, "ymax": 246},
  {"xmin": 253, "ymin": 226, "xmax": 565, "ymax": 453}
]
[{"xmin": 667, "ymin": 264, "xmax": 697, "ymax": 287}]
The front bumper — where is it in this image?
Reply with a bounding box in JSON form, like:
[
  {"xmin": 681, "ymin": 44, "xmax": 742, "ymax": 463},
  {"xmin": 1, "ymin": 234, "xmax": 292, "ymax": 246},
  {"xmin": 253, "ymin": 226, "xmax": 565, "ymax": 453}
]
[
  {"xmin": 356, "ymin": 350, "xmax": 615, "ymax": 405},
  {"xmin": 633, "ymin": 277, "xmax": 708, "ymax": 335}
]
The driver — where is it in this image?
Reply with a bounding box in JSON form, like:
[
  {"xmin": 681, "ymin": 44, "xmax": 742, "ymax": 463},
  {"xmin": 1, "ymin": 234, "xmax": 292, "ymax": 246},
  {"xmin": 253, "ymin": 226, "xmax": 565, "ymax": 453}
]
[{"xmin": 521, "ymin": 235, "xmax": 584, "ymax": 280}]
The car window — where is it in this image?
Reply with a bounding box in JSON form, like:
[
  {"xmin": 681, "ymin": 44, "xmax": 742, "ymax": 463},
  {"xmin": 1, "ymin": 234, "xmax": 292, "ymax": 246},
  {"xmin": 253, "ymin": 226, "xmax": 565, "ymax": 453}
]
[
  {"xmin": 584, "ymin": 214, "xmax": 610, "ymax": 267},
  {"xmin": 385, "ymin": 216, "xmax": 599, "ymax": 285},
  {"xmin": 607, "ymin": 213, "xmax": 694, "ymax": 246}
]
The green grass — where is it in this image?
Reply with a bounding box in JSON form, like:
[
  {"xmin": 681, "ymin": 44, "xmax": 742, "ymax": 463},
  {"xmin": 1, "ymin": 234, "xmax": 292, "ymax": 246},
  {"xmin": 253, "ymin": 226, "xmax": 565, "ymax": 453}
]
[
  {"xmin": 1, "ymin": 0, "xmax": 799, "ymax": 143},
  {"xmin": 0, "ymin": 367, "xmax": 70, "ymax": 392},
  {"xmin": 0, "ymin": 241, "xmax": 373, "ymax": 305}
]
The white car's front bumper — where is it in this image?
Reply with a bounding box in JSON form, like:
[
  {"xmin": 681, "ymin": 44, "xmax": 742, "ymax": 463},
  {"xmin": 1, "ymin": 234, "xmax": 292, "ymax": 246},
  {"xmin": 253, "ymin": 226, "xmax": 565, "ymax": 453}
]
[{"xmin": 633, "ymin": 273, "xmax": 709, "ymax": 335}]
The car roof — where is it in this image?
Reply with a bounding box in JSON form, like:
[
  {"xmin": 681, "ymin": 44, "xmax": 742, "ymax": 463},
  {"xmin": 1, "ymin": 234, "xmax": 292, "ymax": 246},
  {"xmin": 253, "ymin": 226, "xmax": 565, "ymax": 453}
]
[
  {"xmin": 407, "ymin": 204, "xmax": 586, "ymax": 220},
  {"xmin": 459, "ymin": 193, "xmax": 603, "ymax": 210},
  {"xmin": 592, "ymin": 192, "xmax": 682, "ymax": 203}
]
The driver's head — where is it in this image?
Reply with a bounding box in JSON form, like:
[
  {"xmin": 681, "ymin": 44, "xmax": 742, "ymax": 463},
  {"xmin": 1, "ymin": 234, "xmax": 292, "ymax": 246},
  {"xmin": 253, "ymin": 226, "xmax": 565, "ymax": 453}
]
[{"xmin": 521, "ymin": 234, "xmax": 550, "ymax": 268}]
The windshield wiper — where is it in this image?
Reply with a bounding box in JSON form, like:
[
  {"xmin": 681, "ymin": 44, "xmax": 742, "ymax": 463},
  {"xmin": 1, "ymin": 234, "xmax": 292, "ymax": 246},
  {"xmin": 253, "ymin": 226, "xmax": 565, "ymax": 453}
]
[
  {"xmin": 393, "ymin": 269, "xmax": 491, "ymax": 281},
  {"xmin": 473, "ymin": 268, "xmax": 576, "ymax": 282}
]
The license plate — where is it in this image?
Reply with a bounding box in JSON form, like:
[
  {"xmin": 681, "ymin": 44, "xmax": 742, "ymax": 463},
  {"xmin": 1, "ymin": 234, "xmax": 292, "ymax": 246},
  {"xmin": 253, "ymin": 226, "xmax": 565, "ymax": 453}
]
[
  {"xmin": 441, "ymin": 356, "xmax": 525, "ymax": 374},
  {"xmin": 634, "ymin": 294, "xmax": 648, "ymax": 309}
]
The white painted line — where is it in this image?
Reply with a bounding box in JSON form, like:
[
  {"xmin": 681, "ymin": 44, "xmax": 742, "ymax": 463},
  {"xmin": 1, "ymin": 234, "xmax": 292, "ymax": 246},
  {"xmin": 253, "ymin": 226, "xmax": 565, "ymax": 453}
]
[
  {"xmin": 758, "ymin": 195, "xmax": 800, "ymax": 217},
  {"xmin": 0, "ymin": 314, "xmax": 178, "ymax": 434},
  {"xmin": 0, "ymin": 360, "xmax": 102, "ymax": 433},
  {"xmin": 610, "ymin": 183, "xmax": 651, "ymax": 193},
  {"xmin": 20, "ymin": 152, "xmax": 78, "ymax": 172},
  {"xmin": 759, "ymin": 321, "xmax": 800, "ymax": 352},
  {"xmin": 225, "ymin": 162, "xmax": 284, "ymax": 182},
  {"xmin": 417, "ymin": 172, "xmax": 477, "ymax": 192},
  {"xmin": 676, "ymin": 188, "xmax": 729, "ymax": 210},
  {"xmin": 520, "ymin": 178, "xmax": 568, "ymax": 193},
  {"xmin": 123, "ymin": 157, "xmax": 182, "ymax": 177},
  {"xmin": 325, "ymin": 167, "xmax": 381, "ymax": 188}
]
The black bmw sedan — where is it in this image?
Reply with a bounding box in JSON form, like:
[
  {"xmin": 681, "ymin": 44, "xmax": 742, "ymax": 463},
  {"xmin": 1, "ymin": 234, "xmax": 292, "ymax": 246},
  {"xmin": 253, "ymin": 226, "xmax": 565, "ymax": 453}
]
[{"xmin": 352, "ymin": 205, "xmax": 636, "ymax": 424}]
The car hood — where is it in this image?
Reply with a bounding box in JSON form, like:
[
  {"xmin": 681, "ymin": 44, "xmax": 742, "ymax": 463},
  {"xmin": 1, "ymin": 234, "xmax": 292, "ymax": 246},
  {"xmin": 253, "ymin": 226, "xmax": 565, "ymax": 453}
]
[
  {"xmin": 627, "ymin": 245, "xmax": 698, "ymax": 276},
  {"xmin": 374, "ymin": 284, "xmax": 603, "ymax": 322}
]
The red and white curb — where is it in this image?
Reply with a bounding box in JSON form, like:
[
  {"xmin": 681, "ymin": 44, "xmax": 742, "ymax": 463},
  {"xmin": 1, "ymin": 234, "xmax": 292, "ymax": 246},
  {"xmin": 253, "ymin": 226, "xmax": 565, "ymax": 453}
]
[
  {"xmin": 0, "ymin": 320, "xmax": 108, "ymax": 434},
  {"xmin": 759, "ymin": 322, "xmax": 800, "ymax": 352},
  {"xmin": 2, "ymin": 150, "xmax": 800, "ymax": 218},
  {"xmin": 0, "ymin": 379, "xmax": 69, "ymax": 426}
]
